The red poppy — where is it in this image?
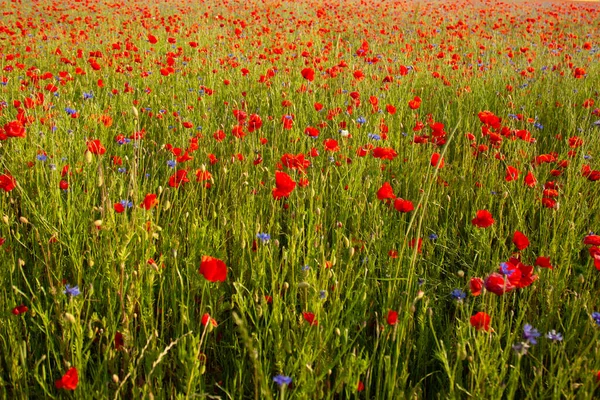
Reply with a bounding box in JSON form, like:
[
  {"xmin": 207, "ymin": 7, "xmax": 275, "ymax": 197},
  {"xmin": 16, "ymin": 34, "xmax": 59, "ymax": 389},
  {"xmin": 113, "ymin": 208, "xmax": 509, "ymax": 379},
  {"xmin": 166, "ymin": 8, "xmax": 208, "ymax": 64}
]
[
  {"xmin": 3, "ymin": 120, "xmax": 26, "ymax": 138},
  {"xmin": 147, "ymin": 34, "xmax": 158, "ymax": 44},
  {"xmin": 248, "ymin": 114, "xmax": 262, "ymax": 132},
  {"xmin": 11, "ymin": 304, "xmax": 28, "ymax": 315},
  {"xmin": 301, "ymin": 68, "xmax": 315, "ymax": 82},
  {"xmin": 469, "ymin": 277, "xmax": 484, "ymax": 296},
  {"xmin": 386, "ymin": 310, "xmax": 398, "ymax": 325},
  {"xmin": 484, "ymin": 273, "xmax": 515, "ymax": 296},
  {"xmin": 394, "ymin": 198, "xmax": 414, "ymax": 213},
  {"xmin": 512, "ymin": 231, "xmax": 530, "ymax": 250},
  {"xmin": 55, "ymin": 367, "xmax": 78, "ymax": 390},
  {"xmin": 589, "ymin": 247, "xmax": 600, "ymax": 270},
  {"xmin": 323, "ymin": 138, "xmax": 340, "ymax": 152},
  {"xmin": 470, "ymin": 312, "xmax": 491, "ymax": 332},
  {"xmin": 471, "ymin": 210, "xmax": 494, "ymax": 228},
  {"xmin": 201, "ymin": 313, "xmax": 218, "ymax": 327},
  {"xmin": 199, "ymin": 255, "xmax": 227, "ymax": 282},
  {"xmin": 169, "ymin": 170, "xmax": 189, "ymax": 188},
  {"xmin": 302, "ymin": 312, "xmax": 318, "ymax": 326},
  {"xmin": 272, "ymin": 171, "xmax": 296, "ymax": 200},
  {"xmin": 86, "ymin": 139, "xmax": 106, "ymax": 155},
  {"xmin": 140, "ymin": 194, "xmax": 159, "ymax": 210},
  {"xmin": 408, "ymin": 96, "xmax": 421, "ymax": 110},
  {"xmin": 583, "ymin": 235, "xmax": 600, "ymax": 246},
  {"xmin": 376, "ymin": 182, "xmax": 395, "ymax": 201},
  {"xmin": 430, "ymin": 153, "xmax": 444, "ymax": 168},
  {"xmin": 0, "ymin": 173, "xmax": 16, "ymax": 192},
  {"xmin": 505, "ymin": 166, "xmax": 519, "ymax": 182},
  {"xmin": 524, "ymin": 171, "xmax": 537, "ymax": 188},
  {"xmin": 372, "ymin": 147, "xmax": 398, "ymax": 160},
  {"xmin": 114, "ymin": 332, "xmax": 124, "ymax": 350},
  {"xmin": 534, "ymin": 256, "xmax": 553, "ymax": 269}
]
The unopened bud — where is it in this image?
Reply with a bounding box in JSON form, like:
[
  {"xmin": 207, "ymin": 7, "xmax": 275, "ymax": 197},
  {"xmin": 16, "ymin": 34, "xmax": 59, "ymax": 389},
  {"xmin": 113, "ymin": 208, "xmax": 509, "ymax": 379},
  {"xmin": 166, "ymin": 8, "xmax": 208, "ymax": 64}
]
[{"xmin": 19, "ymin": 216, "xmax": 29, "ymax": 224}]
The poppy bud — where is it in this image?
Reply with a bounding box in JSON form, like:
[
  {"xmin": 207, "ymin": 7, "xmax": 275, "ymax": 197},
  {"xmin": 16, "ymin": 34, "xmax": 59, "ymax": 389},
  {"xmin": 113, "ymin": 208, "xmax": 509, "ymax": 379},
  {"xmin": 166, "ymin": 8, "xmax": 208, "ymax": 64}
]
[
  {"xmin": 93, "ymin": 220, "xmax": 102, "ymax": 227},
  {"xmin": 85, "ymin": 150, "xmax": 93, "ymax": 163},
  {"xmin": 132, "ymin": 106, "xmax": 139, "ymax": 119},
  {"xmin": 19, "ymin": 216, "xmax": 29, "ymax": 224},
  {"xmin": 2, "ymin": 215, "xmax": 8, "ymax": 224},
  {"xmin": 64, "ymin": 313, "xmax": 76, "ymax": 324}
]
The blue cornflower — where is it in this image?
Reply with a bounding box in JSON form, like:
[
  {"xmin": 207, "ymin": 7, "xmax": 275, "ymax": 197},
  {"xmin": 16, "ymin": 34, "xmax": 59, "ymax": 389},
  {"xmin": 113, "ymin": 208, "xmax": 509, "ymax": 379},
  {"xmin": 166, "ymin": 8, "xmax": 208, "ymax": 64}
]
[
  {"xmin": 167, "ymin": 160, "xmax": 177, "ymax": 168},
  {"xmin": 319, "ymin": 290, "xmax": 327, "ymax": 299},
  {"xmin": 120, "ymin": 200, "xmax": 133, "ymax": 208},
  {"xmin": 533, "ymin": 122, "xmax": 543, "ymax": 130},
  {"xmin": 117, "ymin": 168, "xmax": 127, "ymax": 174},
  {"xmin": 256, "ymin": 233, "xmax": 271, "ymax": 243},
  {"xmin": 523, "ymin": 324, "xmax": 541, "ymax": 345},
  {"xmin": 302, "ymin": 265, "xmax": 310, "ymax": 271},
  {"xmin": 357, "ymin": 116, "xmax": 366, "ymax": 124},
  {"xmin": 64, "ymin": 284, "xmax": 81, "ymax": 297},
  {"xmin": 508, "ymin": 114, "xmax": 518, "ymax": 120},
  {"xmin": 428, "ymin": 233, "xmax": 438, "ymax": 240},
  {"xmin": 593, "ymin": 120, "xmax": 600, "ymax": 127},
  {"xmin": 83, "ymin": 92, "xmax": 93, "ymax": 100},
  {"xmin": 592, "ymin": 312, "xmax": 600, "ymax": 326},
  {"xmin": 512, "ymin": 342, "xmax": 530, "ymax": 355},
  {"xmin": 368, "ymin": 133, "xmax": 381, "ymax": 140},
  {"xmin": 65, "ymin": 107, "xmax": 77, "ymax": 116},
  {"xmin": 500, "ymin": 262, "xmax": 514, "ymax": 276},
  {"xmin": 36, "ymin": 154, "xmax": 48, "ymax": 162},
  {"xmin": 545, "ymin": 330, "xmax": 563, "ymax": 341},
  {"xmin": 450, "ymin": 289, "xmax": 466, "ymax": 301},
  {"xmin": 273, "ymin": 375, "xmax": 292, "ymax": 387},
  {"xmin": 584, "ymin": 154, "xmax": 592, "ymax": 160}
]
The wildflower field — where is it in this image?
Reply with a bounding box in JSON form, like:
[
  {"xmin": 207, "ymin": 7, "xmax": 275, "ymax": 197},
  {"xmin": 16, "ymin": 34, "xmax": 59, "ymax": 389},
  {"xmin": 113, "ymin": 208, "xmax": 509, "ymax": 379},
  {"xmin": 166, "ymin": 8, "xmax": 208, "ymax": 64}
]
[{"xmin": 1, "ymin": 0, "xmax": 600, "ymax": 398}]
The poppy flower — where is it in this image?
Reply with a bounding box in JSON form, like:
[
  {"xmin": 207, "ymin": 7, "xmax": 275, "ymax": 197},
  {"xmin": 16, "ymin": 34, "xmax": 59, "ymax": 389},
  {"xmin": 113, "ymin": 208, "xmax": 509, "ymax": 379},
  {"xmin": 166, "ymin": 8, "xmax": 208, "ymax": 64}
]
[
  {"xmin": 86, "ymin": 139, "xmax": 106, "ymax": 155},
  {"xmin": 301, "ymin": 68, "xmax": 315, "ymax": 82},
  {"xmin": 0, "ymin": 173, "xmax": 16, "ymax": 192},
  {"xmin": 484, "ymin": 272, "xmax": 515, "ymax": 296},
  {"xmin": 589, "ymin": 247, "xmax": 600, "ymax": 270},
  {"xmin": 114, "ymin": 202, "xmax": 125, "ymax": 213},
  {"xmin": 272, "ymin": 171, "xmax": 296, "ymax": 200},
  {"xmin": 169, "ymin": 170, "xmax": 190, "ymax": 188},
  {"xmin": 470, "ymin": 312, "xmax": 491, "ymax": 332},
  {"xmin": 3, "ymin": 120, "xmax": 26, "ymax": 138},
  {"xmin": 512, "ymin": 231, "xmax": 530, "ymax": 250},
  {"xmin": 408, "ymin": 96, "xmax": 421, "ymax": 110},
  {"xmin": 114, "ymin": 331, "xmax": 124, "ymax": 350},
  {"xmin": 394, "ymin": 198, "xmax": 414, "ymax": 213},
  {"xmin": 534, "ymin": 256, "xmax": 553, "ymax": 269},
  {"xmin": 524, "ymin": 171, "xmax": 537, "ymax": 188},
  {"xmin": 376, "ymin": 182, "xmax": 395, "ymax": 201},
  {"xmin": 11, "ymin": 304, "xmax": 28, "ymax": 315},
  {"xmin": 248, "ymin": 114, "xmax": 262, "ymax": 132},
  {"xmin": 201, "ymin": 313, "xmax": 218, "ymax": 327},
  {"xmin": 55, "ymin": 367, "xmax": 78, "ymax": 390},
  {"xmin": 302, "ymin": 312, "xmax": 318, "ymax": 326},
  {"xmin": 471, "ymin": 210, "xmax": 494, "ymax": 228},
  {"xmin": 469, "ymin": 277, "xmax": 484, "ymax": 296},
  {"xmin": 140, "ymin": 193, "xmax": 159, "ymax": 210},
  {"xmin": 199, "ymin": 255, "xmax": 227, "ymax": 282},
  {"xmin": 505, "ymin": 166, "xmax": 519, "ymax": 182},
  {"xmin": 583, "ymin": 235, "xmax": 600, "ymax": 246},
  {"xmin": 387, "ymin": 310, "xmax": 398, "ymax": 325},
  {"xmin": 430, "ymin": 153, "xmax": 444, "ymax": 168}
]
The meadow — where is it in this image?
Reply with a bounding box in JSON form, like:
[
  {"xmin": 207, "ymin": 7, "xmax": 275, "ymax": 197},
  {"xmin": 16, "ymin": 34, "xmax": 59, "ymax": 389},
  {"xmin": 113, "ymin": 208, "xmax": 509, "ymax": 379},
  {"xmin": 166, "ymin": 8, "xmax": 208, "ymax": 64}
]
[{"xmin": 1, "ymin": 0, "xmax": 600, "ymax": 398}]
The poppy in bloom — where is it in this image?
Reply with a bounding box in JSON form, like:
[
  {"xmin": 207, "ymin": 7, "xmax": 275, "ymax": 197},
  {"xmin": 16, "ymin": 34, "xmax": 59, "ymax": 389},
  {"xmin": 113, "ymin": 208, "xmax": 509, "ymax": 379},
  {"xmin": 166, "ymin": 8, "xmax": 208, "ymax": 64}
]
[
  {"xmin": 394, "ymin": 198, "xmax": 414, "ymax": 213},
  {"xmin": 377, "ymin": 182, "xmax": 395, "ymax": 201},
  {"xmin": 11, "ymin": 304, "xmax": 28, "ymax": 315},
  {"xmin": 114, "ymin": 202, "xmax": 125, "ymax": 213},
  {"xmin": 372, "ymin": 147, "xmax": 398, "ymax": 160},
  {"xmin": 505, "ymin": 166, "xmax": 519, "ymax": 182},
  {"xmin": 301, "ymin": 68, "xmax": 315, "ymax": 82},
  {"xmin": 387, "ymin": 310, "xmax": 398, "ymax": 325},
  {"xmin": 248, "ymin": 114, "xmax": 262, "ymax": 132},
  {"xmin": 470, "ymin": 312, "xmax": 491, "ymax": 331},
  {"xmin": 302, "ymin": 312, "xmax": 318, "ymax": 326},
  {"xmin": 3, "ymin": 120, "xmax": 26, "ymax": 138},
  {"xmin": 534, "ymin": 256, "xmax": 553, "ymax": 269},
  {"xmin": 86, "ymin": 139, "xmax": 106, "ymax": 155},
  {"xmin": 272, "ymin": 171, "xmax": 296, "ymax": 200},
  {"xmin": 469, "ymin": 277, "xmax": 484, "ymax": 296},
  {"xmin": 323, "ymin": 138, "xmax": 340, "ymax": 152},
  {"xmin": 583, "ymin": 235, "xmax": 600, "ymax": 246},
  {"xmin": 201, "ymin": 313, "xmax": 218, "ymax": 328},
  {"xmin": 524, "ymin": 171, "xmax": 537, "ymax": 188},
  {"xmin": 55, "ymin": 367, "xmax": 78, "ymax": 390},
  {"xmin": 199, "ymin": 255, "xmax": 227, "ymax": 282},
  {"xmin": 484, "ymin": 272, "xmax": 515, "ymax": 296},
  {"xmin": 140, "ymin": 193, "xmax": 159, "ymax": 210},
  {"xmin": 512, "ymin": 231, "xmax": 530, "ymax": 250},
  {"xmin": 408, "ymin": 96, "xmax": 421, "ymax": 110},
  {"xmin": 589, "ymin": 247, "xmax": 600, "ymax": 270},
  {"xmin": 0, "ymin": 173, "xmax": 16, "ymax": 192},
  {"xmin": 430, "ymin": 153, "xmax": 444, "ymax": 168},
  {"xmin": 168, "ymin": 169, "xmax": 189, "ymax": 188},
  {"xmin": 471, "ymin": 210, "xmax": 494, "ymax": 228}
]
